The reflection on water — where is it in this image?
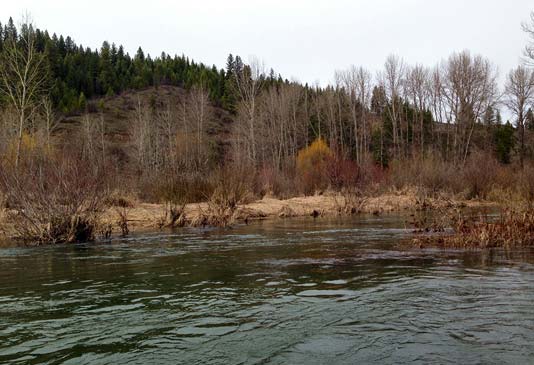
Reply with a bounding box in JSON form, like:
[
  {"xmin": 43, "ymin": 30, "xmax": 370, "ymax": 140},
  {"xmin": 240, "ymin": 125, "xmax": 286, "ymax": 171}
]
[{"xmin": 1, "ymin": 215, "xmax": 534, "ymax": 364}]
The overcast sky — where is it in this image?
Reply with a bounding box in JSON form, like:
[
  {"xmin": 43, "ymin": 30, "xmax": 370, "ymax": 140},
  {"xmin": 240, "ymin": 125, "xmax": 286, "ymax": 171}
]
[{"xmin": 3, "ymin": 0, "xmax": 533, "ymax": 86}]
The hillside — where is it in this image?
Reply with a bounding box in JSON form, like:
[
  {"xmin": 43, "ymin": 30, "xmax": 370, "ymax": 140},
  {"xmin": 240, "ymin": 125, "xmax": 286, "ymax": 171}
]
[{"xmin": 55, "ymin": 85, "xmax": 235, "ymax": 167}]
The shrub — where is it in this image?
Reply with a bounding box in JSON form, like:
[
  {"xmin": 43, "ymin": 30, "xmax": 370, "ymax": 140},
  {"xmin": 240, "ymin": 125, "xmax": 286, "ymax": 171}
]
[
  {"xmin": 461, "ymin": 152, "xmax": 500, "ymax": 199},
  {"xmin": 326, "ymin": 154, "xmax": 360, "ymax": 190},
  {"xmin": 388, "ymin": 155, "xmax": 456, "ymax": 195},
  {"xmin": 256, "ymin": 165, "xmax": 297, "ymax": 199},
  {"xmin": 296, "ymin": 138, "xmax": 333, "ymax": 195},
  {"xmin": 137, "ymin": 172, "xmax": 213, "ymax": 204},
  {"xmin": 0, "ymin": 157, "xmax": 107, "ymax": 244},
  {"xmin": 193, "ymin": 165, "xmax": 253, "ymax": 227},
  {"xmin": 414, "ymin": 207, "xmax": 534, "ymax": 249},
  {"xmin": 4, "ymin": 132, "xmax": 53, "ymax": 166}
]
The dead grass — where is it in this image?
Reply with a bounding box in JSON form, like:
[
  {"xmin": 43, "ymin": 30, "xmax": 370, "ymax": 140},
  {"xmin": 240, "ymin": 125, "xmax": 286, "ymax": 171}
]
[
  {"xmin": 95, "ymin": 188, "xmax": 489, "ymax": 234},
  {"xmin": 413, "ymin": 207, "xmax": 534, "ymax": 249}
]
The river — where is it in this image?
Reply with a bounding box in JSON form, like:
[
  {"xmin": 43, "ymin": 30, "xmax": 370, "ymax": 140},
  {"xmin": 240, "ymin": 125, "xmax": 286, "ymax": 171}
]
[{"xmin": 1, "ymin": 214, "xmax": 533, "ymax": 364}]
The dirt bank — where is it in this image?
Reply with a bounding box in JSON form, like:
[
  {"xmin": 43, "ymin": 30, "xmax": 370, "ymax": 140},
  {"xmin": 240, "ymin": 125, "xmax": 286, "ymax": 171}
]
[
  {"xmin": 0, "ymin": 190, "xmax": 496, "ymax": 245},
  {"xmin": 103, "ymin": 190, "xmax": 494, "ymax": 233}
]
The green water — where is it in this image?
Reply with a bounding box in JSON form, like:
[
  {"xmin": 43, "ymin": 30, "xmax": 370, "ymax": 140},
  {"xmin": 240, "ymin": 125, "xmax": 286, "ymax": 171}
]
[{"xmin": 1, "ymin": 215, "xmax": 534, "ymax": 364}]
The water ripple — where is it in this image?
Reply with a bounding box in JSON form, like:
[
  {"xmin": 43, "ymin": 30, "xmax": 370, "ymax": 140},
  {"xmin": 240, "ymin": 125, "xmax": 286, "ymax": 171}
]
[{"xmin": 0, "ymin": 215, "xmax": 534, "ymax": 364}]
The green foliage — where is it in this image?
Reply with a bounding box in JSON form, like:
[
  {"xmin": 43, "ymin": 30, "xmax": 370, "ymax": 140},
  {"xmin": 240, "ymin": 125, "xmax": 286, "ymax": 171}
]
[
  {"xmin": 78, "ymin": 92, "xmax": 86, "ymax": 111},
  {"xmin": 0, "ymin": 18, "xmax": 230, "ymax": 114},
  {"xmin": 493, "ymin": 122, "xmax": 515, "ymax": 164},
  {"xmin": 526, "ymin": 108, "xmax": 534, "ymax": 131},
  {"xmin": 371, "ymin": 128, "xmax": 390, "ymax": 168}
]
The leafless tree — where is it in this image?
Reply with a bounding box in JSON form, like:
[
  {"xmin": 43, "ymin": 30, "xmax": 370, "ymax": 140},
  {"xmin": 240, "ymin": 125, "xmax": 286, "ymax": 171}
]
[
  {"xmin": 131, "ymin": 96, "xmax": 155, "ymax": 171},
  {"xmin": 188, "ymin": 85, "xmax": 211, "ymax": 169},
  {"xmin": 80, "ymin": 114, "xmax": 97, "ymax": 163},
  {"xmin": 336, "ymin": 66, "xmax": 373, "ymax": 163},
  {"xmin": 157, "ymin": 101, "xmax": 174, "ymax": 171},
  {"xmin": 522, "ymin": 11, "xmax": 534, "ymax": 66},
  {"xmin": 441, "ymin": 51, "xmax": 498, "ymax": 163},
  {"xmin": 40, "ymin": 96, "xmax": 59, "ymax": 152},
  {"xmin": 0, "ymin": 15, "xmax": 48, "ymax": 168},
  {"xmin": 99, "ymin": 111, "xmax": 106, "ymax": 164},
  {"xmin": 504, "ymin": 65, "xmax": 534, "ymax": 167},
  {"xmin": 379, "ymin": 55, "xmax": 406, "ymax": 158},
  {"xmin": 428, "ymin": 67, "xmax": 449, "ymax": 157},
  {"xmin": 406, "ymin": 64, "xmax": 430, "ymax": 154},
  {"xmin": 258, "ymin": 82, "xmax": 305, "ymax": 169},
  {"xmin": 233, "ymin": 57, "xmax": 265, "ymax": 164}
]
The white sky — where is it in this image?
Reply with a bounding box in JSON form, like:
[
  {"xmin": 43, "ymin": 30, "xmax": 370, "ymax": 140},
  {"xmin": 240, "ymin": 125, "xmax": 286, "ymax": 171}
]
[{"xmin": 3, "ymin": 0, "xmax": 533, "ymax": 86}]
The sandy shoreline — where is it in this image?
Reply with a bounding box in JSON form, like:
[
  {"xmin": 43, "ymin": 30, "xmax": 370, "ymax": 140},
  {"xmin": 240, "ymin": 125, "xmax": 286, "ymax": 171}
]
[
  {"xmin": 0, "ymin": 190, "xmax": 496, "ymax": 246},
  {"xmin": 103, "ymin": 190, "xmax": 494, "ymax": 233}
]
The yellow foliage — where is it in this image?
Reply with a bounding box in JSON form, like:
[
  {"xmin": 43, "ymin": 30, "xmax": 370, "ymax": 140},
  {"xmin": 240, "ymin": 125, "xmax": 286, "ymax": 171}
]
[
  {"xmin": 4, "ymin": 132, "xmax": 53, "ymax": 163},
  {"xmin": 296, "ymin": 138, "xmax": 332, "ymax": 174}
]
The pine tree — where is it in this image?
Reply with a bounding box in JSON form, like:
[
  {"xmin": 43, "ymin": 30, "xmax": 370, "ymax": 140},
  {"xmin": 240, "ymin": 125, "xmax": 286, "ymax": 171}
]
[
  {"xmin": 483, "ymin": 106, "xmax": 496, "ymax": 126},
  {"xmin": 98, "ymin": 41, "xmax": 115, "ymax": 94},
  {"xmin": 526, "ymin": 108, "xmax": 534, "ymax": 131},
  {"xmin": 78, "ymin": 92, "xmax": 87, "ymax": 111},
  {"xmin": 5, "ymin": 17, "xmax": 17, "ymax": 40},
  {"xmin": 494, "ymin": 122, "xmax": 515, "ymax": 164}
]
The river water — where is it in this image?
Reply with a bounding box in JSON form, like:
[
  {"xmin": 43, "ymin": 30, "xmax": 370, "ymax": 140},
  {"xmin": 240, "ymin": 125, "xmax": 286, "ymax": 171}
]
[{"xmin": 1, "ymin": 214, "xmax": 534, "ymax": 364}]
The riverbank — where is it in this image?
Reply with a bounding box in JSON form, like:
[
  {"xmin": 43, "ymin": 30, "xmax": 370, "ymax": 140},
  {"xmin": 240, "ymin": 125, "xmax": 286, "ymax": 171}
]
[
  {"xmin": 101, "ymin": 189, "xmax": 494, "ymax": 233},
  {"xmin": 0, "ymin": 189, "xmax": 496, "ymax": 245},
  {"xmin": 412, "ymin": 206, "xmax": 534, "ymax": 249}
]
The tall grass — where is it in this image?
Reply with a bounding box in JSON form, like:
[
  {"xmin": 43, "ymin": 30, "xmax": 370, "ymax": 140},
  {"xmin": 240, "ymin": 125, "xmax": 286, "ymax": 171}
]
[{"xmin": 413, "ymin": 207, "xmax": 534, "ymax": 248}]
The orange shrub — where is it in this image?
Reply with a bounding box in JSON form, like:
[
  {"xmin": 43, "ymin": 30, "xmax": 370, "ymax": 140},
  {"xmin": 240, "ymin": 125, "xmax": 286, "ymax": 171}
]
[{"xmin": 296, "ymin": 138, "xmax": 333, "ymax": 194}]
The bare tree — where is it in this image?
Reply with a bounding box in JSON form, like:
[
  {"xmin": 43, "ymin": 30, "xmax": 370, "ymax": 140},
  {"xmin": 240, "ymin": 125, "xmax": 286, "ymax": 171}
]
[
  {"xmin": 188, "ymin": 85, "xmax": 211, "ymax": 169},
  {"xmin": 233, "ymin": 57, "xmax": 265, "ymax": 164},
  {"xmin": 257, "ymin": 82, "xmax": 305, "ymax": 169},
  {"xmin": 428, "ymin": 66, "xmax": 451, "ymax": 158},
  {"xmin": 131, "ymin": 96, "xmax": 151, "ymax": 170},
  {"xmin": 441, "ymin": 51, "xmax": 498, "ymax": 163},
  {"xmin": 0, "ymin": 16, "xmax": 48, "ymax": 168},
  {"xmin": 523, "ymin": 11, "xmax": 534, "ymax": 66},
  {"xmin": 406, "ymin": 64, "xmax": 430, "ymax": 155},
  {"xmin": 40, "ymin": 96, "xmax": 59, "ymax": 152},
  {"xmin": 504, "ymin": 66, "xmax": 534, "ymax": 167},
  {"xmin": 157, "ymin": 101, "xmax": 175, "ymax": 171},
  {"xmin": 99, "ymin": 111, "xmax": 106, "ymax": 164},
  {"xmin": 336, "ymin": 66, "xmax": 373, "ymax": 163},
  {"xmin": 81, "ymin": 114, "xmax": 97, "ymax": 163},
  {"xmin": 379, "ymin": 55, "xmax": 406, "ymax": 158}
]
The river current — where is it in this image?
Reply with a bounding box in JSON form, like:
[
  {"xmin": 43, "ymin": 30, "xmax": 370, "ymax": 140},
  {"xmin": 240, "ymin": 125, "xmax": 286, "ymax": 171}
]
[{"xmin": 1, "ymin": 214, "xmax": 533, "ymax": 364}]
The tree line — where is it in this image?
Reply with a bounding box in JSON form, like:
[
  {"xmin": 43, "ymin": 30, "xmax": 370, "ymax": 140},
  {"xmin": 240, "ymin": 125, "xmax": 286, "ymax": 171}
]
[
  {"xmin": 0, "ymin": 16, "xmax": 243, "ymax": 114},
  {"xmin": 1, "ymin": 13, "xmax": 534, "ymax": 200}
]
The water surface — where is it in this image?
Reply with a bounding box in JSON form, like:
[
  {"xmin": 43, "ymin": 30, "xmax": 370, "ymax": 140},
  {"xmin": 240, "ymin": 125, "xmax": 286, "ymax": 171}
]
[{"xmin": 1, "ymin": 215, "xmax": 534, "ymax": 364}]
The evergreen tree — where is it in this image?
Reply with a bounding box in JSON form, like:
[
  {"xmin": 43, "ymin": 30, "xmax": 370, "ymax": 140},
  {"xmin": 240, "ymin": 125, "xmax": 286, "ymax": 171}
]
[
  {"xmin": 98, "ymin": 41, "xmax": 115, "ymax": 94},
  {"xmin": 494, "ymin": 122, "xmax": 515, "ymax": 164},
  {"xmin": 483, "ymin": 106, "xmax": 496, "ymax": 126},
  {"xmin": 0, "ymin": 18, "xmax": 252, "ymax": 114},
  {"xmin": 4, "ymin": 17, "xmax": 17, "ymax": 40},
  {"xmin": 526, "ymin": 108, "xmax": 534, "ymax": 131}
]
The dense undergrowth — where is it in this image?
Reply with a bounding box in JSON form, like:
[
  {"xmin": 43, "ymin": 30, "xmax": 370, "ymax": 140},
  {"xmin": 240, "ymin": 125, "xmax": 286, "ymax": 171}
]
[
  {"xmin": 3, "ymin": 143, "xmax": 534, "ymax": 246},
  {"xmin": 412, "ymin": 205, "xmax": 534, "ymax": 249}
]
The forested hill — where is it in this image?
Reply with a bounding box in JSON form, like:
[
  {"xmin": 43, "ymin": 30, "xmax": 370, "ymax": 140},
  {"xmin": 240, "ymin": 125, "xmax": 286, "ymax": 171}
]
[
  {"xmin": 2, "ymin": 14, "xmax": 533, "ymax": 178},
  {"xmin": 0, "ymin": 16, "xmax": 267, "ymax": 114}
]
